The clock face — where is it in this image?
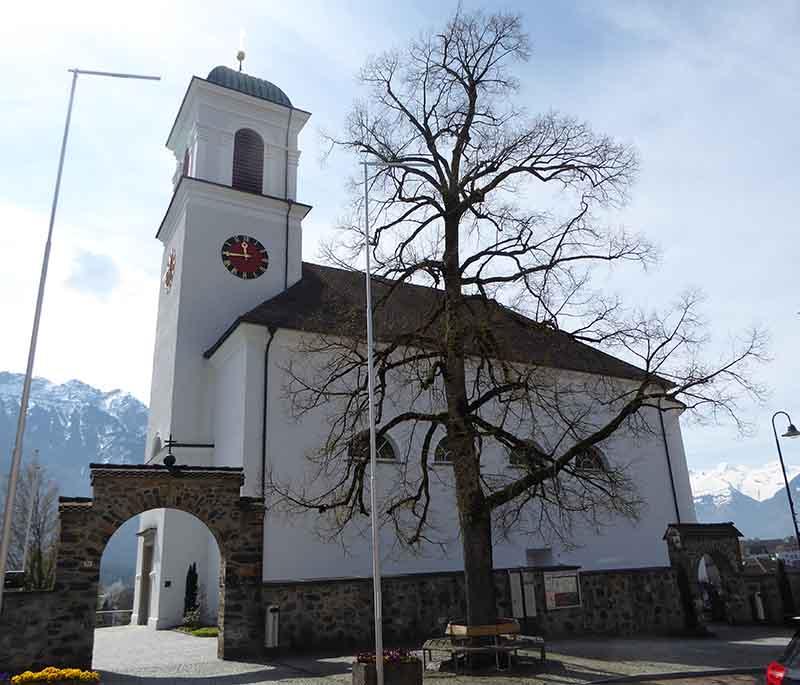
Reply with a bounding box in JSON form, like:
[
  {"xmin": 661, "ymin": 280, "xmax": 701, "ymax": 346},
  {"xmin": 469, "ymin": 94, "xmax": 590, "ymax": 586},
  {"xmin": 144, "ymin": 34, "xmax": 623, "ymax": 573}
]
[
  {"xmin": 221, "ymin": 235, "xmax": 268, "ymax": 280},
  {"xmin": 163, "ymin": 249, "xmax": 177, "ymax": 292}
]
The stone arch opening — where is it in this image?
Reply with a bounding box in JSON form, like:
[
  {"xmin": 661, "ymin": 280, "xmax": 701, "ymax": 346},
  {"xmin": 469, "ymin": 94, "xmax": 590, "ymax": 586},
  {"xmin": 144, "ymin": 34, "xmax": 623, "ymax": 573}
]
[
  {"xmin": 664, "ymin": 522, "xmax": 748, "ymax": 627},
  {"xmin": 97, "ymin": 508, "xmax": 222, "ymax": 628},
  {"xmin": 696, "ymin": 552, "xmax": 729, "ymax": 622},
  {"xmin": 0, "ymin": 464, "xmax": 266, "ymax": 671}
]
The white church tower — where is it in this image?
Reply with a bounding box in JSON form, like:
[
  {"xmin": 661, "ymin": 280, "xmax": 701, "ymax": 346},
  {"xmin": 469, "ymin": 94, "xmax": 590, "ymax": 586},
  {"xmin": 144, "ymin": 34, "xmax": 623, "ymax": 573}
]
[{"xmin": 132, "ymin": 64, "xmax": 310, "ymax": 629}]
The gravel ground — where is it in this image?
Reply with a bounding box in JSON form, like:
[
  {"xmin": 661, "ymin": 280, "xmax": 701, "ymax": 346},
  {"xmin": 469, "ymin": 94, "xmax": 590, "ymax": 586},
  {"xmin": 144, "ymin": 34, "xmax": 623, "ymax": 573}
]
[{"xmin": 92, "ymin": 624, "xmax": 788, "ymax": 684}]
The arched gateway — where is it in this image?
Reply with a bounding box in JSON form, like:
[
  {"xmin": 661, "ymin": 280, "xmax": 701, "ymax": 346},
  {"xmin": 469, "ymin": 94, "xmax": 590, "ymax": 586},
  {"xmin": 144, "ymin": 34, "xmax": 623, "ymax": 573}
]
[
  {"xmin": 664, "ymin": 522, "xmax": 749, "ymax": 626},
  {"xmin": 0, "ymin": 464, "xmax": 264, "ymax": 671}
]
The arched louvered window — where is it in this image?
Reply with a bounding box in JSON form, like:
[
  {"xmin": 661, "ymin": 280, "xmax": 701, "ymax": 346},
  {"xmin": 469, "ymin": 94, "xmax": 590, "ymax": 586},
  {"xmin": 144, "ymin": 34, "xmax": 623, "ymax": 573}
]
[{"xmin": 232, "ymin": 128, "xmax": 264, "ymax": 193}]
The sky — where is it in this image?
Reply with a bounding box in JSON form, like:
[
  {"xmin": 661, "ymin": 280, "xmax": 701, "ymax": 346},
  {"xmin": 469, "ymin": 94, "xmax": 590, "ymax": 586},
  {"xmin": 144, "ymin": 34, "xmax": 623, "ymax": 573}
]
[{"xmin": 0, "ymin": 0, "xmax": 798, "ymax": 473}]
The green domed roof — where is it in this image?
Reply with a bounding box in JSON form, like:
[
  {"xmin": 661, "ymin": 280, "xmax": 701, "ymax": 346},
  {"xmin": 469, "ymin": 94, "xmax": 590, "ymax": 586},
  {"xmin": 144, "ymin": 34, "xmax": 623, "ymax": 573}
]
[{"xmin": 206, "ymin": 66, "xmax": 292, "ymax": 108}]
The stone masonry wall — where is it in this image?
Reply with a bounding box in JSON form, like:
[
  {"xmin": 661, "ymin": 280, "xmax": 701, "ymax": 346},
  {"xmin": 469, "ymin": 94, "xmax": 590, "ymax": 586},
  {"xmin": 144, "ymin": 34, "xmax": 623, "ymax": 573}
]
[
  {"xmin": 0, "ymin": 465, "xmax": 264, "ymax": 674},
  {"xmin": 786, "ymin": 570, "xmax": 800, "ymax": 611},
  {"xmin": 0, "ymin": 590, "xmax": 89, "ymax": 673},
  {"xmin": 743, "ymin": 573, "xmax": 784, "ymax": 624},
  {"xmin": 262, "ymin": 565, "xmax": 686, "ymax": 651}
]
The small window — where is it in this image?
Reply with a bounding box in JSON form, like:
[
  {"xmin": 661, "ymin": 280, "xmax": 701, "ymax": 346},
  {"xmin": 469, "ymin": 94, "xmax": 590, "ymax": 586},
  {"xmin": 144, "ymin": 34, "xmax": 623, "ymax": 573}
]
[
  {"xmin": 232, "ymin": 128, "xmax": 264, "ymax": 193},
  {"xmin": 182, "ymin": 147, "xmax": 191, "ymax": 177},
  {"xmin": 508, "ymin": 440, "xmax": 547, "ymax": 469},
  {"xmin": 348, "ymin": 431, "xmax": 397, "ymax": 462},
  {"xmin": 574, "ymin": 446, "xmax": 606, "ymax": 472},
  {"xmin": 526, "ymin": 548, "xmax": 554, "ymax": 566}
]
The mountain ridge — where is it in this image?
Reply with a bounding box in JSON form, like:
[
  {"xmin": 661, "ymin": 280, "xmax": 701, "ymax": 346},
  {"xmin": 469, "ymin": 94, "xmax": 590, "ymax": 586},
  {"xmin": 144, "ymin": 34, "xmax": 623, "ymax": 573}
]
[{"xmin": 1, "ymin": 371, "xmax": 147, "ymax": 584}]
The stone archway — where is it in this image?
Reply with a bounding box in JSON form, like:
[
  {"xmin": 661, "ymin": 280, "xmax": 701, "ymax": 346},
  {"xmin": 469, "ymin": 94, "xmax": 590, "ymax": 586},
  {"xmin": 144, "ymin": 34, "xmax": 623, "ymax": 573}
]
[
  {"xmin": 664, "ymin": 522, "xmax": 749, "ymax": 626},
  {"xmin": 1, "ymin": 464, "xmax": 264, "ymax": 671}
]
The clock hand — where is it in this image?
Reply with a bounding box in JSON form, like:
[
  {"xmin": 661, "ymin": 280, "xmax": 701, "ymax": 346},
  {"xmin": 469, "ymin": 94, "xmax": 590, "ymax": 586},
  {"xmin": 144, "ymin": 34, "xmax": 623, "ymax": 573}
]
[{"xmin": 222, "ymin": 251, "xmax": 251, "ymax": 258}]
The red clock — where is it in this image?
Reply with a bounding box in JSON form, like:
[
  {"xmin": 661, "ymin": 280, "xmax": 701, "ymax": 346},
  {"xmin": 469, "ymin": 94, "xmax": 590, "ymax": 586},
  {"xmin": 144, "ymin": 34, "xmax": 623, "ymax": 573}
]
[{"xmin": 221, "ymin": 235, "xmax": 268, "ymax": 279}]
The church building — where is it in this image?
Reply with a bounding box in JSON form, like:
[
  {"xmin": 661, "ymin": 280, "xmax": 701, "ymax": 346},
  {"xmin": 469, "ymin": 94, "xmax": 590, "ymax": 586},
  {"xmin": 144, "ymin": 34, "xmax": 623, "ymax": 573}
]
[{"xmin": 130, "ymin": 65, "xmax": 697, "ymax": 631}]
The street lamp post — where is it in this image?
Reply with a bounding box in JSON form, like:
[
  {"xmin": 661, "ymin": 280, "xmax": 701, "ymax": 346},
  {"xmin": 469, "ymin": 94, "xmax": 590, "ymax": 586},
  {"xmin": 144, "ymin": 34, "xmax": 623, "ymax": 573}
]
[
  {"xmin": 771, "ymin": 411, "xmax": 800, "ymax": 551},
  {"xmin": 361, "ymin": 159, "xmax": 427, "ymax": 685},
  {"xmin": 0, "ymin": 68, "xmax": 160, "ymax": 615}
]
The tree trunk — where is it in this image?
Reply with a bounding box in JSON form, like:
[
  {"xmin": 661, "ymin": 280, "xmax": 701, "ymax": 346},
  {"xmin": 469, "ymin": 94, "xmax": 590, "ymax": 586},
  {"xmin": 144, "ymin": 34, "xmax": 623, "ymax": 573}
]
[
  {"xmin": 442, "ymin": 212, "xmax": 497, "ymax": 627},
  {"xmin": 459, "ymin": 494, "xmax": 496, "ymax": 626}
]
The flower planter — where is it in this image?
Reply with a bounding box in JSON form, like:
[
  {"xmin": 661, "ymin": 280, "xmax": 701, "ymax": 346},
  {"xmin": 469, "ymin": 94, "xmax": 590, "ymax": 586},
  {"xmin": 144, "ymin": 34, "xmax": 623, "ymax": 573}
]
[{"xmin": 352, "ymin": 660, "xmax": 422, "ymax": 685}]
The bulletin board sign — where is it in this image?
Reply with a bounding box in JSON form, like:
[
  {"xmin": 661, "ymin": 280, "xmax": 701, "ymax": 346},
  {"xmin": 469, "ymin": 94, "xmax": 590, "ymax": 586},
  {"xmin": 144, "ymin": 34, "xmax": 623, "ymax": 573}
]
[{"xmin": 543, "ymin": 570, "xmax": 581, "ymax": 610}]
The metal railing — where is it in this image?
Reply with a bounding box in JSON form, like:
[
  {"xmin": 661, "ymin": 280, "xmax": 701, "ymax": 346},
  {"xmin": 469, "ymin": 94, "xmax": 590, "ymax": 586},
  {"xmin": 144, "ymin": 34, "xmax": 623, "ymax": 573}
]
[{"xmin": 95, "ymin": 609, "xmax": 134, "ymax": 628}]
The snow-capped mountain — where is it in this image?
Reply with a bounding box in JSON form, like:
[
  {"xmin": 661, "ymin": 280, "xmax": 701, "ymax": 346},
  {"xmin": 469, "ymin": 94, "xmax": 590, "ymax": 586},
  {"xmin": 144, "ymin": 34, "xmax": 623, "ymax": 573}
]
[
  {"xmin": 1, "ymin": 371, "xmax": 147, "ymax": 584},
  {"xmin": 691, "ymin": 461, "xmax": 800, "ymax": 502},
  {"xmin": 0, "ymin": 371, "xmax": 147, "ymax": 497},
  {"xmin": 690, "ymin": 462, "xmax": 800, "ymax": 539}
]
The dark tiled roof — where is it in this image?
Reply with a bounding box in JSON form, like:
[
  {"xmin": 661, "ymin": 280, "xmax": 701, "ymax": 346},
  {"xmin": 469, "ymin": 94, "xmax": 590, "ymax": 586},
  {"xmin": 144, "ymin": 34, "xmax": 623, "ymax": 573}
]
[
  {"xmin": 206, "ymin": 66, "xmax": 292, "ymax": 108},
  {"xmin": 206, "ymin": 263, "xmax": 650, "ymax": 382},
  {"xmin": 664, "ymin": 522, "xmax": 744, "ymax": 539}
]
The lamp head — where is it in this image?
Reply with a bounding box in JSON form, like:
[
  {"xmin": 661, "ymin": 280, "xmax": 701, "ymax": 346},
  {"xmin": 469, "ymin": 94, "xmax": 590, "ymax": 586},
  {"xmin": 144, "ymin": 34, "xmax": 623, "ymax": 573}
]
[{"xmin": 783, "ymin": 423, "xmax": 800, "ymax": 439}]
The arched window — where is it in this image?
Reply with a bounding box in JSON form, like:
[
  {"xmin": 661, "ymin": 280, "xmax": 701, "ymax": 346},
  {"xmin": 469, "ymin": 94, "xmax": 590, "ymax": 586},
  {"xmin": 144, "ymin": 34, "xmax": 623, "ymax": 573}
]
[
  {"xmin": 574, "ymin": 446, "xmax": 606, "ymax": 472},
  {"xmin": 434, "ymin": 435, "xmax": 481, "ymax": 464},
  {"xmin": 508, "ymin": 440, "xmax": 547, "ymax": 469},
  {"xmin": 348, "ymin": 431, "xmax": 397, "ymax": 462},
  {"xmin": 232, "ymin": 128, "xmax": 264, "ymax": 193}
]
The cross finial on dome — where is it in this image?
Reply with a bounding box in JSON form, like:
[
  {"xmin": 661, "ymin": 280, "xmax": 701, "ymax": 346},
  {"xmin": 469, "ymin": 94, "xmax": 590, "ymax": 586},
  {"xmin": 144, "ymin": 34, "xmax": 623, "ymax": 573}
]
[{"xmin": 237, "ymin": 29, "xmax": 246, "ymax": 72}]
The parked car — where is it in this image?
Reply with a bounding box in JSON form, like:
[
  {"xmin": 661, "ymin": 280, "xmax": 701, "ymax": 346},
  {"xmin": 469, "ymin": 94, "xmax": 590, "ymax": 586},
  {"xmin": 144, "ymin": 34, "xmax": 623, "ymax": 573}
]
[{"xmin": 767, "ymin": 628, "xmax": 800, "ymax": 684}]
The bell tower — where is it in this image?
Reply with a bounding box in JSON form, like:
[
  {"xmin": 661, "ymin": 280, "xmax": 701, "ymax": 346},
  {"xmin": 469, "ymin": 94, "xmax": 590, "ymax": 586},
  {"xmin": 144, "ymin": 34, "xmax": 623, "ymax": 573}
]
[{"xmin": 145, "ymin": 65, "xmax": 311, "ymax": 463}]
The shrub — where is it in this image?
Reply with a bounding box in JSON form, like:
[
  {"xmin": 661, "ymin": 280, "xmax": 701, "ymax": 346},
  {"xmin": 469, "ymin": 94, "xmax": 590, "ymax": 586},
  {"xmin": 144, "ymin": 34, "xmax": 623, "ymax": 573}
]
[
  {"xmin": 190, "ymin": 627, "xmax": 219, "ymax": 638},
  {"xmin": 12, "ymin": 667, "xmax": 100, "ymax": 683}
]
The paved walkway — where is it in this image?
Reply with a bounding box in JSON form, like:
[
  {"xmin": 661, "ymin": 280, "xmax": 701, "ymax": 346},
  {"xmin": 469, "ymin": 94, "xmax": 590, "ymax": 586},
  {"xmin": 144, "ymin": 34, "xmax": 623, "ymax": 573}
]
[
  {"xmin": 93, "ymin": 624, "xmax": 792, "ymax": 684},
  {"xmin": 93, "ymin": 626, "xmax": 353, "ymax": 684}
]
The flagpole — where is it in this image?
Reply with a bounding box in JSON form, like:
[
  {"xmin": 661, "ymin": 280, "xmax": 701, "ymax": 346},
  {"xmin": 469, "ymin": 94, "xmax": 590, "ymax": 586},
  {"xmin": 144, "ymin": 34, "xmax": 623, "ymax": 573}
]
[
  {"xmin": 363, "ymin": 160, "xmax": 384, "ymax": 685},
  {"xmin": 361, "ymin": 159, "xmax": 427, "ymax": 685},
  {"xmin": 0, "ymin": 68, "xmax": 159, "ymax": 615}
]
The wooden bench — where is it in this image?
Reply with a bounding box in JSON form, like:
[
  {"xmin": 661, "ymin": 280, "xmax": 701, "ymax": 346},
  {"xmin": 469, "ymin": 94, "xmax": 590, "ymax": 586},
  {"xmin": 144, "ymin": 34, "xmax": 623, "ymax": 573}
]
[{"xmin": 421, "ymin": 634, "xmax": 546, "ymax": 672}]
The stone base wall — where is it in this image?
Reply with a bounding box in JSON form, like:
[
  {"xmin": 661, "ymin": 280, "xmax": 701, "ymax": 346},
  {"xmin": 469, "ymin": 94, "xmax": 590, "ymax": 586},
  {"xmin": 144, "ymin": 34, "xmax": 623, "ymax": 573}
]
[
  {"xmin": 785, "ymin": 570, "xmax": 800, "ymax": 611},
  {"xmin": 744, "ymin": 573, "xmax": 786, "ymax": 624},
  {"xmin": 262, "ymin": 565, "xmax": 687, "ymax": 651},
  {"xmin": 0, "ymin": 590, "xmax": 92, "ymax": 673}
]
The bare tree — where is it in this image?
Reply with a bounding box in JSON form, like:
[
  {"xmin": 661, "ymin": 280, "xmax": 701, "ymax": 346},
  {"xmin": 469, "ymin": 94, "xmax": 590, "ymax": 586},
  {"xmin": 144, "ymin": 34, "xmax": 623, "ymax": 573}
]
[
  {"xmin": 1, "ymin": 461, "xmax": 59, "ymax": 589},
  {"xmin": 269, "ymin": 9, "xmax": 766, "ymax": 626}
]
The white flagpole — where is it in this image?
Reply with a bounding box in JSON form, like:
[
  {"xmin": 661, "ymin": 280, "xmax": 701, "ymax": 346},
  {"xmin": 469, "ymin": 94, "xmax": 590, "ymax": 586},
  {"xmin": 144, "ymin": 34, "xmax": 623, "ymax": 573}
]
[
  {"xmin": 363, "ymin": 161, "xmax": 384, "ymax": 685},
  {"xmin": 0, "ymin": 68, "xmax": 159, "ymax": 615}
]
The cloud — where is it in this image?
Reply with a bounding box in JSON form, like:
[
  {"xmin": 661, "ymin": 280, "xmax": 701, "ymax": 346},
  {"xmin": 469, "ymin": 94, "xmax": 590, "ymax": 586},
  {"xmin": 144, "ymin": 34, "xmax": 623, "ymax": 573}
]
[{"xmin": 65, "ymin": 251, "xmax": 120, "ymax": 300}]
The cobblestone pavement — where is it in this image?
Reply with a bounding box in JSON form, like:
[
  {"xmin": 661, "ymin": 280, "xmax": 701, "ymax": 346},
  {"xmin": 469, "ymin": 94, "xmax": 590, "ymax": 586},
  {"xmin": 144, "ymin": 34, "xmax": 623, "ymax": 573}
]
[{"xmin": 93, "ymin": 624, "xmax": 788, "ymax": 684}]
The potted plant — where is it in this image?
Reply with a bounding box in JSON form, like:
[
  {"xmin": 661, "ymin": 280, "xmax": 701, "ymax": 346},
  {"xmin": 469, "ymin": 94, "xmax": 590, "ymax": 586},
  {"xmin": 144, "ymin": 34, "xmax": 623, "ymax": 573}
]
[
  {"xmin": 11, "ymin": 667, "xmax": 100, "ymax": 684},
  {"xmin": 352, "ymin": 650, "xmax": 422, "ymax": 685}
]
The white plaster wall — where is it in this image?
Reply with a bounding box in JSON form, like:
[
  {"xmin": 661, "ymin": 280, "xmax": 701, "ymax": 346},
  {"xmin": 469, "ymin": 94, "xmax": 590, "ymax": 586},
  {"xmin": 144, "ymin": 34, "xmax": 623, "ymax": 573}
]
[
  {"xmin": 148, "ymin": 181, "xmax": 306, "ymax": 451},
  {"xmin": 145, "ymin": 213, "xmax": 186, "ymax": 461},
  {"xmin": 244, "ymin": 327, "xmax": 697, "ymax": 581}
]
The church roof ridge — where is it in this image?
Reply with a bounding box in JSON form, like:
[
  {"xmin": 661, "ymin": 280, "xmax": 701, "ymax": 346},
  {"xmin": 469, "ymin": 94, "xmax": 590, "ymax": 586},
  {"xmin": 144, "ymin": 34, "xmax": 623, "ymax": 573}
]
[{"xmin": 204, "ymin": 262, "xmax": 653, "ymax": 384}]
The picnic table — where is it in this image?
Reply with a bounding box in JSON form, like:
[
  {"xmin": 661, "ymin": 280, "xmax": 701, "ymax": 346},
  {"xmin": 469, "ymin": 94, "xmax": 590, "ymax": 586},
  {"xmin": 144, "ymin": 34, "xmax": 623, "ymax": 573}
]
[{"xmin": 421, "ymin": 627, "xmax": 546, "ymax": 672}]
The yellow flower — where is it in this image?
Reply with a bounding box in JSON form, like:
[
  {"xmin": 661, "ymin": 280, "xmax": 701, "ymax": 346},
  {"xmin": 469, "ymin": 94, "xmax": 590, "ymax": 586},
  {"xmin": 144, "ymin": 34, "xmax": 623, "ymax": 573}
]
[{"xmin": 11, "ymin": 666, "xmax": 100, "ymax": 684}]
